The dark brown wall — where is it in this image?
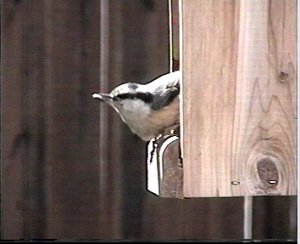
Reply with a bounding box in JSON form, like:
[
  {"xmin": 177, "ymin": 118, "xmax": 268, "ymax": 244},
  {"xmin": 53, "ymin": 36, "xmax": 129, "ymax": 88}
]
[
  {"xmin": 1, "ymin": 0, "xmax": 296, "ymax": 241},
  {"xmin": 2, "ymin": 0, "xmax": 101, "ymax": 239}
]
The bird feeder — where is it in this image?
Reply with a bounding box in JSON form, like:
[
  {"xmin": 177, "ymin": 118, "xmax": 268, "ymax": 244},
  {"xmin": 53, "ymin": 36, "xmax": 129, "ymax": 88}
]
[{"xmin": 147, "ymin": 0, "xmax": 296, "ymax": 199}]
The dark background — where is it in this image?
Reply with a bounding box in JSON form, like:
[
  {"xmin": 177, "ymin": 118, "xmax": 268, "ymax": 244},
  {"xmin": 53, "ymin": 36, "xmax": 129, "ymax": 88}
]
[{"xmin": 1, "ymin": 0, "xmax": 296, "ymax": 240}]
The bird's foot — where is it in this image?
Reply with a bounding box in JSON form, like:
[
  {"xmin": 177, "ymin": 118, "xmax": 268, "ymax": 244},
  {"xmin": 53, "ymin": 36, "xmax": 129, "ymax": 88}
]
[{"xmin": 149, "ymin": 134, "xmax": 163, "ymax": 163}]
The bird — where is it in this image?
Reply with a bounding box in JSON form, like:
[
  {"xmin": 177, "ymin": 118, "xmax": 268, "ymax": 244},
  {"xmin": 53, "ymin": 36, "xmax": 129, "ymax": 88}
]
[{"xmin": 92, "ymin": 71, "xmax": 180, "ymax": 142}]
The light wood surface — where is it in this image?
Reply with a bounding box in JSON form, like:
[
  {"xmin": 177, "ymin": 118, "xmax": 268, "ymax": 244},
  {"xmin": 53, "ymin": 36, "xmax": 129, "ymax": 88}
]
[{"xmin": 181, "ymin": 0, "xmax": 296, "ymax": 197}]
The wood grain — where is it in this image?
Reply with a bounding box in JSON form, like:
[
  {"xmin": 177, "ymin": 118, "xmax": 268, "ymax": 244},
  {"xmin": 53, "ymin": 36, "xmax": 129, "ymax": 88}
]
[
  {"xmin": 169, "ymin": 0, "xmax": 179, "ymax": 71},
  {"xmin": 43, "ymin": 0, "xmax": 102, "ymax": 238},
  {"xmin": 2, "ymin": 0, "xmax": 102, "ymax": 239},
  {"xmin": 1, "ymin": 0, "xmax": 27, "ymax": 238},
  {"xmin": 181, "ymin": 0, "xmax": 296, "ymax": 197}
]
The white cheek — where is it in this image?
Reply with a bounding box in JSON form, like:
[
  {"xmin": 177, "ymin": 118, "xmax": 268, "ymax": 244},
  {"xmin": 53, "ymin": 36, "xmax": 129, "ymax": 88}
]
[{"xmin": 122, "ymin": 100, "xmax": 151, "ymax": 115}]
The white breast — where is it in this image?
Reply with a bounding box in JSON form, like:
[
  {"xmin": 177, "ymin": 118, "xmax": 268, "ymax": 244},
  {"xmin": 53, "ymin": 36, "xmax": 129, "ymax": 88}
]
[{"xmin": 117, "ymin": 98, "xmax": 179, "ymax": 141}]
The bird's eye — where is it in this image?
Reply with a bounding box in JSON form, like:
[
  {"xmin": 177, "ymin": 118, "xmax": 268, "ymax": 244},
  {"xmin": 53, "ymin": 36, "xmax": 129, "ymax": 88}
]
[
  {"xmin": 114, "ymin": 94, "xmax": 129, "ymax": 100},
  {"xmin": 112, "ymin": 96, "xmax": 120, "ymax": 101}
]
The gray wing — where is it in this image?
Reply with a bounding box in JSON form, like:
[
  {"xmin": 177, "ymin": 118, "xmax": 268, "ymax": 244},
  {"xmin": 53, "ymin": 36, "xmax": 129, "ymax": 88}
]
[{"xmin": 151, "ymin": 77, "xmax": 180, "ymax": 111}]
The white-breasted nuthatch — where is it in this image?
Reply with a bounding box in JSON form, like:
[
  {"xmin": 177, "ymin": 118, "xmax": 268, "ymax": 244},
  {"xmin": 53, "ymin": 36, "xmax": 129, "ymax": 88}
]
[{"xmin": 92, "ymin": 71, "xmax": 180, "ymax": 141}]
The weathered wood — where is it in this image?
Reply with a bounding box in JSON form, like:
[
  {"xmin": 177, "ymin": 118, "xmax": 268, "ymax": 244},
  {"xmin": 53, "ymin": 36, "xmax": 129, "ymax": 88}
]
[
  {"xmin": 169, "ymin": 0, "xmax": 179, "ymax": 71},
  {"xmin": 2, "ymin": 0, "xmax": 27, "ymax": 238},
  {"xmin": 43, "ymin": 0, "xmax": 101, "ymax": 239},
  {"xmin": 1, "ymin": 0, "xmax": 60, "ymax": 238},
  {"xmin": 98, "ymin": 0, "xmax": 124, "ymax": 238},
  {"xmin": 252, "ymin": 196, "xmax": 297, "ymax": 239},
  {"xmin": 2, "ymin": 0, "xmax": 102, "ymax": 239},
  {"xmin": 182, "ymin": 0, "xmax": 296, "ymax": 197}
]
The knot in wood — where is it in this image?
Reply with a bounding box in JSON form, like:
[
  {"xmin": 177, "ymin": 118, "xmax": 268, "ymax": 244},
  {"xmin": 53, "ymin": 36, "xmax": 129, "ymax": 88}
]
[
  {"xmin": 278, "ymin": 71, "xmax": 289, "ymax": 83},
  {"xmin": 257, "ymin": 158, "xmax": 279, "ymax": 187}
]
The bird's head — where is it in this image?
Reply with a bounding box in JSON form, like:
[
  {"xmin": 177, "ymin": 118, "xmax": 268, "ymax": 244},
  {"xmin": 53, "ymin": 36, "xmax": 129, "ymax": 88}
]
[{"xmin": 92, "ymin": 82, "xmax": 153, "ymax": 115}]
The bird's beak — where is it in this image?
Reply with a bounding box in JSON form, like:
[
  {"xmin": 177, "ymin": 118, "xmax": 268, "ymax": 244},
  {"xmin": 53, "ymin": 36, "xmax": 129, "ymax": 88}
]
[{"xmin": 92, "ymin": 93, "xmax": 113, "ymax": 103}]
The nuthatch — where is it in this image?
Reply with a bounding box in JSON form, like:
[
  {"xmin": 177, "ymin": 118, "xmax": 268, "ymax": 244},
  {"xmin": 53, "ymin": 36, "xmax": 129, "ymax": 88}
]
[{"xmin": 92, "ymin": 71, "xmax": 180, "ymax": 141}]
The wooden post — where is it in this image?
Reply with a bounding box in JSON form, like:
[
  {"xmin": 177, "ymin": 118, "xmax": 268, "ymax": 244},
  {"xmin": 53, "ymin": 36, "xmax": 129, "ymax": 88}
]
[
  {"xmin": 181, "ymin": 0, "xmax": 296, "ymax": 197},
  {"xmin": 148, "ymin": 0, "xmax": 296, "ymax": 199}
]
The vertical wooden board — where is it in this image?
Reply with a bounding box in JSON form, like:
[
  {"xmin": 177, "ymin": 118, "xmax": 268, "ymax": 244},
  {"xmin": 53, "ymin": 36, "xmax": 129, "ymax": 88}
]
[
  {"xmin": 231, "ymin": 0, "xmax": 296, "ymax": 196},
  {"xmin": 1, "ymin": 0, "xmax": 25, "ymax": 238},
  {"xmin": 97, "ymin": 0, "xmax": 125, "ymax": 238},
  {"xmin": 182, "ymin": 0, "xmax": 239, "ymax": 197},
  {"xmin": 17, "ymin": 1, "xmax": 47, "ymax": 238},
  {"xmin": 1, "ymin": 0, "xmax": 48, "ymax": 238},
  {"xmin": 44, "ymin": 0, "xmax": 101, "ymax": 239},
  {"xmin": 252, "ymin": 196, "xmax": 297, "ymax": 239},
  {"xmin": 98, "ymin": 0, "xmax": 119, "ymax": 239},
  {"xmin": 44, "ymin": 1, "xmax": 82, "ymax": 237},
  {"xmin": 182, "ymin": 0, "xmax": 296, "ymax": 197},
  {"xmin": 169, "ymin": 0, "xmax": 179, "ymax": 71}
]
